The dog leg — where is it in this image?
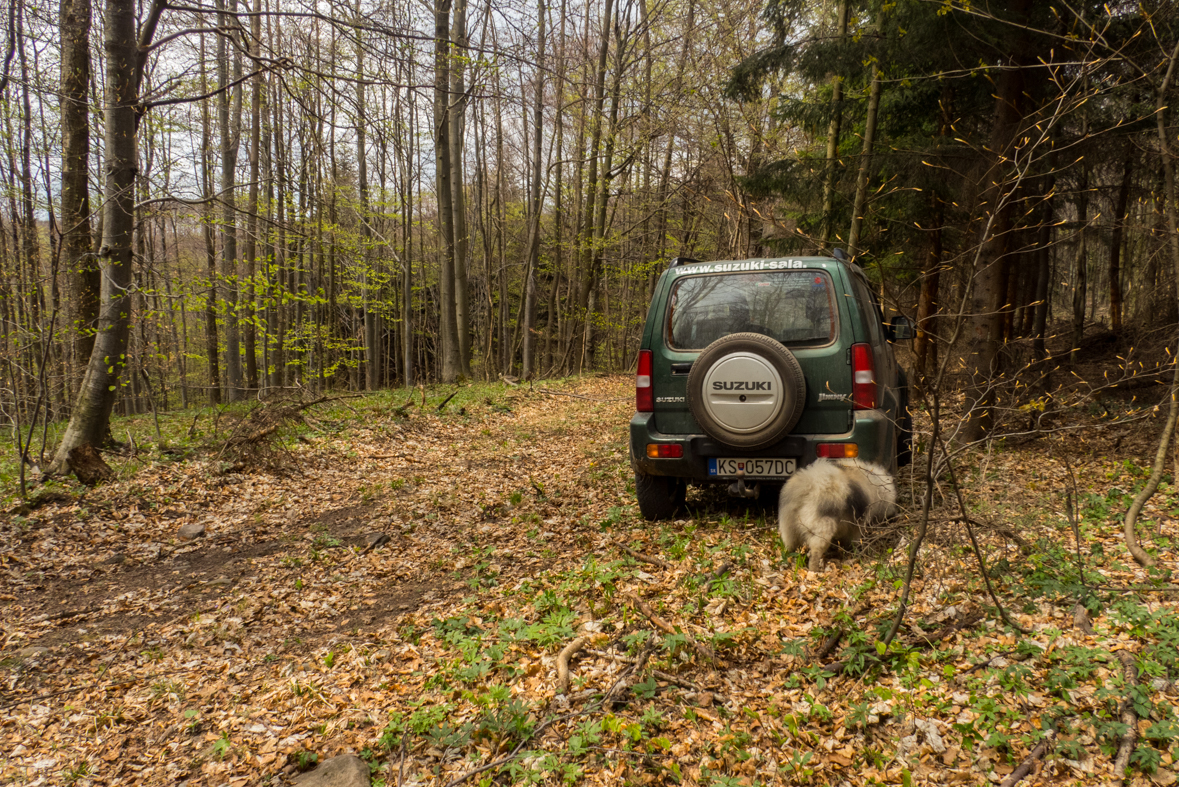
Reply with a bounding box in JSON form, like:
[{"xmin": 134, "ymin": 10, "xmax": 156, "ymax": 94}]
[{"xmin": 805, "ymin": 516, "xmax": 839, "ymax": 571}]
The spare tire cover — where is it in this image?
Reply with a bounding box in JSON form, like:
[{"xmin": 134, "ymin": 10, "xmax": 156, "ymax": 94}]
[{"xmin": 687, "ymin": 332, "xmax": 806, "ymax": 450}]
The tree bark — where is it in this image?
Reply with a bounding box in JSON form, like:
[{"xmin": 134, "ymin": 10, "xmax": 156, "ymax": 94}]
[
  {"xmin": 848, "ymin": 62, "xmax": 882, "ymax": 259},
  {"xmin": 59, "ymin": 0, "xmax": 96, "ymax": 396},
  {"xmin": 819, "ymin": 0, "xmax": 849, "ymax": 250},
  {"xmin": 218, "ymin": 0, "xmax": 244, "ymax": 400},
  {"xmin": 50, "ymin": 0, "xmax": 142, "ymax": 471},
  {"xmin": 356, "ymin": 0, "xmax": 379, "ymax": 391},
  {"xmin": 1108, "ymin": 150, "xmax": 1132, "ymax": 334},
  {"xmin": 434, "ymin": 0, "xmax": 461, "ymax": 382},
  {"xmin": 521, "ymin": 0, "xmax": 546, "ymax": 380},
  {"xmin": 576, "ymin": 0, "xmax": 615, "ymax": 371},
  {"xmin": 962, "ymin": 9, "xmax": 1029, "ymax": 442},
  {"xmin": 242, "ymin": 0, "xmax": 262, "ymax": 391},
  {"xmin": 450, "ymin": 0, "xmax": 472, "ymax": 377}
]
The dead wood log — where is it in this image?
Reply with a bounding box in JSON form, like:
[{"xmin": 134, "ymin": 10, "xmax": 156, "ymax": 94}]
[
  {"xmin": 624, "ymin": 593, "xmax": 716, "ymax": 662},
  {"xmin": 67, "ymin": 444, "xmax": 114, "ymax": 486}
]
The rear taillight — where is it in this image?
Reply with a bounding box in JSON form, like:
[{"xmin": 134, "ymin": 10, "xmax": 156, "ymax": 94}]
[
  {"xmin": 636, "ymin": 350, "xmax": 653, "ymax": 412},
  {"xmin": 851, "ymin": 343, "xmax": 877, "ymax": 410},
  {"xmin": 646, "ymin": 444, "xmax": 684, "ymax": 458},
  {"xmin": 817, "ymin": 443, "xmax": 859, "ymax": 458}
]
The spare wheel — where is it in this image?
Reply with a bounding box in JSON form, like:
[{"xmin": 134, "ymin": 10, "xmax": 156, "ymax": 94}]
[{"xmin": 687, "ymin": 332, "xmax": 806, "ymax": 450}]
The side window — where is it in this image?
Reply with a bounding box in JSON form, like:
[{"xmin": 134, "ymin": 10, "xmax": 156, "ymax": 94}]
[{"xmin": 852, "ymin": 277, "xmax": 885, "ymax": 345}]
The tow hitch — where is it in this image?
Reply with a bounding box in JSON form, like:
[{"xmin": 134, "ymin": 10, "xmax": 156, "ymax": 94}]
[{"xmin": 727, "ymin": 469, "xmax": 761, "ymax": 499}]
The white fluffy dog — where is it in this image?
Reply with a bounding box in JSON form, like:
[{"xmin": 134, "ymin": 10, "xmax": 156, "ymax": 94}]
[{"xmin": 777, "ymin": 458, "xmax": 897, "ymax": 571}]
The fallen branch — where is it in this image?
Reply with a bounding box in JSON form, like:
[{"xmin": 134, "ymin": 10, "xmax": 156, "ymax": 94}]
[
  {"xmin": 1112, "ymin": 651, "xmax": 1140, "ymax": 779},
  {"xmin": 624, "ymin": 593, "xmax": 716, "ymax": 662},
  {"xmin": 615, "ymin": 542, "xmax": 671, "ymax": 569},
  {"xmin": 436, "ymin": 390, "xmax": 459, "ymax": 411},
  {"xmin": 999, "ymin": 728, "xmax": 1057, "ymax": 787},
  {"xmin": 556, "ymin": 636, "xmax": 589, "ymax": 694}
]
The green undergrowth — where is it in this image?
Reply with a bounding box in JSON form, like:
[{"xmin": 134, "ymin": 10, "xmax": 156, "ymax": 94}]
[{"xmin": 1, "ymin": 377, "xmax": 583, "ymax": 507}]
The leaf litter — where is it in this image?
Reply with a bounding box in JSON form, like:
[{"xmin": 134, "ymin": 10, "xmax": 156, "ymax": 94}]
[{"xmin": 2, "ymin": 376, "xmax": 1178, "ymax": 786}]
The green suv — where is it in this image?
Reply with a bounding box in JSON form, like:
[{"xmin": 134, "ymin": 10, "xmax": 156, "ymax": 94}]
[{"xmin": 629, "ymin": 255, "xmax": 913, "ymax": 520}]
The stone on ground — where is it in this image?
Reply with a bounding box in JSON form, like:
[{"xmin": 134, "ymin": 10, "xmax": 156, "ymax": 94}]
[{"xmin": 293, "ymin": 754, "xmax": 370, "ymax": 787}]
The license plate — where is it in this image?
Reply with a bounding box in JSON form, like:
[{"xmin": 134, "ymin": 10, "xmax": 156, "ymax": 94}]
[{"xmin": 708, "ymin": 458, "xmax": 796, "ymax": 478}]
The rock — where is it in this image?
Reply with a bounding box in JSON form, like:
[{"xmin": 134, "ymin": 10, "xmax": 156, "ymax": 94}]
[
  {"xmin": 18, "ymin": 647, "xmax": 50, "ymax": 659},
  {"xmin": 294, "ymin": 754, "xmax": 370, "ymax": 787},
  {"xmin": 178, "ymin": 523, "xmax": 206, "ymax": 542},
  {"xmin": 102, "ymin": 552, "xmax": 127, "ymax": 565}
]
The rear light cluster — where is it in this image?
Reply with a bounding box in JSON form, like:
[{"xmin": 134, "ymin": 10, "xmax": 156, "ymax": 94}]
[
  {"xmin": 817, "ymin": 443, "xmax": 859, "ymax": 458},
  {"xmin": 851, "ymin": 343, "xmax": 876, "ymax": 410},
  {"xmin": 646, "ymin": 444, "xmax": 683, "ymax": 458},
  {"xmin": 636, "ymin": 349, "xmax": 653, "ymax": 412}
]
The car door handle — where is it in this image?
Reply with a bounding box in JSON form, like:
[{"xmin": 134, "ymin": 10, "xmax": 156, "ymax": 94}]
[{"xmin": 670, "ymin": 362, "xmax": 693, "ymax": 375}]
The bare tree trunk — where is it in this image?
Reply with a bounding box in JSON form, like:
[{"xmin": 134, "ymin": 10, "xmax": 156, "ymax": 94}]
[
  {"xmin": 435, "ymin": 0, "xmax": 461, "ymax": 382},
  {"xmin": 521, "ymin": 0, "xmax": 546, "ymax": 380},
  {"xmin": 59, "ymin": 0, "xmax": 96, "ymax": 396},
  {"xmin": 819, "ymin": 0, "xmax": 849, "ymax": 250},
  {"xmin": 201, "ymin": 36, "xmax": 221, "ymax": 404},
  {"xmin": 1109, "ymin": 150, "xmax": 1132, "ymax": 334},
  {"xmin": 356, "ymin": 0, "xmax": 379, "ymax": 390},
  {"xmin": 848, "ymin": 63, "xmax": 881, "ymax": 259},
  {"xmin": 218, "ymin": 0, "xmax": 244, "ymax": 400},
  {"xmin": 962, "ymin": 19, "xmax": 1029, "ymax": 442},
  {"xmin": 450, "ymin": 0, "xmax": 472, "ymax": 377},
  {"xmin": 1070, "ymin": 159, "xmax": 1089, "ymax": 365},
  {"xmin": 243, "ymin": 0, "xmax": 262, "ymax": 391},
  {"xmin": 50, "ymin": 0, "xmax": 144, "ymax": 471},
  {"xmin": 576, "ymin": 0, "xmax": 615, "ymax": 371}
]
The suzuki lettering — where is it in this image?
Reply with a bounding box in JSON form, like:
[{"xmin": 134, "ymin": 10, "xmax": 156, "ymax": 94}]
[{"xmin": 712, "ymin": 381, "xmax": 772, "ymax": 391}]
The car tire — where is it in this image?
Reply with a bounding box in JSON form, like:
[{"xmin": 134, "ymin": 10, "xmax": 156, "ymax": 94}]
[
  {"xmin": 634, "ymin": 471, "xmax": 686, "ymax": 521},
  {"xmin": 687, "ymin": 332, "xmax": 806, "ymax": 450},
  {"xmin": 897, "ymin": 372, "xmax": 913, "ymax": 468}
]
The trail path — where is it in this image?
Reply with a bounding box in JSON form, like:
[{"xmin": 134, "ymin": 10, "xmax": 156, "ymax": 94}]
[{"xmin": 2, "ymin": 376, "xmax": 1175, "ymax": 786}]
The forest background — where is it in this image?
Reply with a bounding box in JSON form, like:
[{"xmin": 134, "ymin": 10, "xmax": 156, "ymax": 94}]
[
  {"xmin": 2, "ymin": 0, "xmax": 1179, "ymax": 784},
  {"xmin": 1, "ymin": 0, "xmax": 1178, "ymax": 467}
]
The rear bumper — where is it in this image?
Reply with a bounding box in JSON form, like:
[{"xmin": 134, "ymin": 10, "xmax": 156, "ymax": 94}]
[{"xmin": 629, "ymin": 409, "xmax": 893, "ymax": 480}]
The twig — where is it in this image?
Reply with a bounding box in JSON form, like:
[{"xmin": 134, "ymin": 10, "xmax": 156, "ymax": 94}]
[
  {"xmin": 939, "ymin": 432, "xmax": 1030, "ymax": 634},
  {"xmin": 436, "ymin": 390, "xmax": 459, "ymax": 411},
  {"xmin": 615, "ymin": 542, "xmax": 671, "ymax": 569},
  {"xmin": 624, "ymin": 593, "xmax": 716, "ymax": 662},
  {"xmin": 999, "ymin": 728, "xmax": 1057, "ymax": 787},
  {"xmin": 1062, "ymin": 455, "xmax": 1091, "ymax": 595}
]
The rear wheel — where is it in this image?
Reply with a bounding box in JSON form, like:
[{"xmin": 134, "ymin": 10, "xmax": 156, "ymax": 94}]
[{"xmin": 634, "ymin": 471, "xmax": 686, "ymax": 520}]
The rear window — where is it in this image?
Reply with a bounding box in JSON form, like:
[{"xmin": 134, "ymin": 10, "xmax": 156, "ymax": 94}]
[{"xmin": 666, "ymin": 271, "xmax": 836, "ymax": 350}]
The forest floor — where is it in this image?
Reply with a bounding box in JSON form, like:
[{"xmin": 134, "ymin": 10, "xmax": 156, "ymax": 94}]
[{"xmin": 2, "ymin": 367, "xmax": 1179, "ymax": 786}]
